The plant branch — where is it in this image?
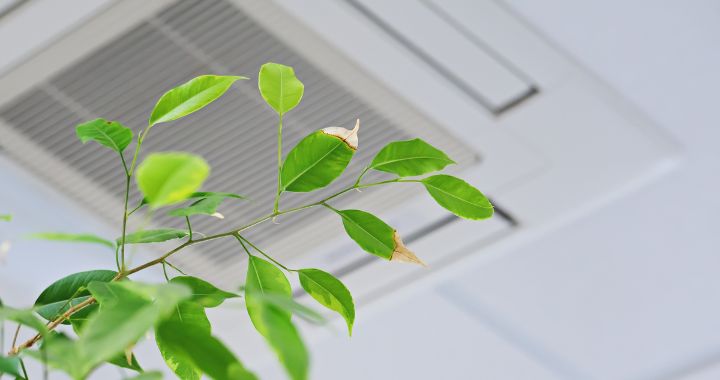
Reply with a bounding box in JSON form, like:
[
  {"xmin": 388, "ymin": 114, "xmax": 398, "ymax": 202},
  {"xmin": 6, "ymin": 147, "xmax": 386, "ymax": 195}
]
[
  {"xmin": 119, "ymin": 173, "xmax": 131, "ymax": 271},
  {"xmin": 273, "ymin": 114, "xmax": 284, "ymax": 214},
  {"xmin": 353, "ymin": 165, "xmax": 370, "ymax": 187},
  {"xmin": 185, "ymin": 216, "xmax": 193, "ymax": 240},
  {"xmin": 11, "ymin": 177, "xmax": 410, "ymax": 354},
  {"xmin": 164, "ymin": 259, "xmax": 186, "ymax": 275},
  {"xmin": 234, "ymin": 234, "xmax": 294, "ymax": 272},
  {"xmin": 11, "ymin": 297, "xmax": 96, "ymax": 355},
  {"xmin": 19, "ymin": 358, "xmax": 29, "ymax": 379},
  {"xmin": 10, "ymin": 324, "xmax": 21, "ymax": 352}
]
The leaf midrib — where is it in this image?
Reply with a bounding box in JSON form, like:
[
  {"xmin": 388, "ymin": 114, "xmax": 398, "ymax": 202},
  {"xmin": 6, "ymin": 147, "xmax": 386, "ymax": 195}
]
[
  {"xmin": 283, "ymin": 137, "xmax": 345, "ymax": 190},
  {"xmin": 153, "ymin": 77, "xmax": 239, "ymax": 125},
  {"xmin": 372, "ymin": 155, "xmax": 452, "ymax": 168},
  {"xmin": 424, "ymin": 182, "xmax": 493, "ymax": 210},
  {"xmin": 88, "ymin": 124, "xmax": 123, "ymax": 152},
  {"xmin": 340, "ymin": 213, "xmax": 393, "ymax": 254},
  {"xmin": 300, "ymin": 273, "xmax": 351, "ymax": 317}
]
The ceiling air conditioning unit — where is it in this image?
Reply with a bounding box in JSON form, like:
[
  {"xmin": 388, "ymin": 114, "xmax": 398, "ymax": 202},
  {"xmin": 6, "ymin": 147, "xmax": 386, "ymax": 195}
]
[{"xmin": 0, "ymin": 0, "xmax": 679, "ymax": 369}]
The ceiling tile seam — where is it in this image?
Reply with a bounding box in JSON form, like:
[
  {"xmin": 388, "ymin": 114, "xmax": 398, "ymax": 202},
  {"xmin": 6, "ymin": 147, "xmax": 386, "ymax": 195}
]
[{"xmin": 436, "ymin": 283, "xmax": 594, "ymax": 380}]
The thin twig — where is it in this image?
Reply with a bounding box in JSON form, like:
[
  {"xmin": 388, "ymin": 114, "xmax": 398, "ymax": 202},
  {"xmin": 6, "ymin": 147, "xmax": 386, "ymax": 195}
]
[
  {"xmin": 10, "ymin": 324, "xmax": 21, "ymax": 351},
  {"xmin": 10, "ymin": 177, "xmax": 409, "ymax": 354}
]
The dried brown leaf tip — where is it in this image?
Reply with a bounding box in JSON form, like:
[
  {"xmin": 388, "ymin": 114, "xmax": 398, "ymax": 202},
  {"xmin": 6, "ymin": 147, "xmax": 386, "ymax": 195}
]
[
  {"xmin": 391, "ymin": 231, "xmax": 427, "ymax": 266},
  {"xmin": 322, "ymin": 119, "xmax": 360, "ymax": 150}
]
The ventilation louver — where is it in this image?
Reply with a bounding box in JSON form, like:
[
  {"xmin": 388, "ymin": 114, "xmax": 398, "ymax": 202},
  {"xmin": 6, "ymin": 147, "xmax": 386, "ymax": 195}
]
[{"xmin": 0, "ymin": 0, "xmax": 477, "ymax": 288}]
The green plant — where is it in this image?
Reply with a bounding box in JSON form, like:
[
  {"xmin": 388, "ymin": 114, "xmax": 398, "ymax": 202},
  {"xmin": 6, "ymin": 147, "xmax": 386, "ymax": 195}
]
[{"xmin": 0, "ymin": 62, "xmax": 493, "ymax": 380}]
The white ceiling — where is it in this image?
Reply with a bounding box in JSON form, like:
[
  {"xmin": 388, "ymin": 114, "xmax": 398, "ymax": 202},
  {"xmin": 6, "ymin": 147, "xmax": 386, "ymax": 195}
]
[
  {"xmin": 1, "ymin": 0, "xmax": 719, "ymax": 379},
  {"xmin": 300, "ymin": 1, "xmax": 720, "ymax": 379}
]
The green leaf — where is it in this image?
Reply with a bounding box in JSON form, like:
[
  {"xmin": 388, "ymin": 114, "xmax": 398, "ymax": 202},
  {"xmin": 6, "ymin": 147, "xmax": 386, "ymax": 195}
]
[
  {"xmin": 156, "ymin": 302, "xmax": 210, "ymax": 380},
  {"xmin": 149, "ymin": 75, "xmax": 245, "ymax": 127},
  {"xmin": 0, "ymin": 214, "xmax": 11, "ymax": 222},
  {"xmin": 281, "ymin": 131, "xmax": 355, "ymax": 192},
  {"xmin": 258, "ymin": 63, "xmax": 304, "ymax": 115},
  {"xmin": 60, "ymin": 282, "xmax": 191, "ymax": 378},
  {"xmin": 155, "ymin": 321, "xmax": 257, "ymax": 380},
  {"xmin": 136, "ymin": 152, "xmax": 210, "ymax": 208},
  {"xmin": 91, "ymin": 281, "xmax": 191, "ymax": 313},
  {"xmin": 34, "ymin": 269, "xmax": 117, "ymax": 324},
  {"xmin": 0, "ymin": 355, "xmax": 23, "ymax": 378},
  {"xmin": 27, "ymin": 232, "xmax": 115, "ymax": 249},
  {"xmin": 250, "ymin": 292, "xmax": 325, "ymax": 325},
  {"xmin": 245, "ymin": 256, "xmax": 308, "ymax": 380},
  {"xmin": 0, "ymin": 306, "xmax": 47, "ymax": 333},
  {"xmin": 336, "ymin": 209, "xmax": 394, "ymax": 259},
  {"xmin": 120, "ymin": 228, "xmax": 188, "ymax": 244},
  {"xmin": 75, "ymin": 118, "xmax": 133, "ymax": 153},
  {"xmin": 124, "ymin": 371, "xmax": 163, "ymax": 380},
  {"xmin": 298, "ymin": 269, "xmax": 355, "ymax": 335},
  {"xmin": 254, "ymin": 305, "xmax": 309, "ymax": 380},
  {"xmin": 369, "ymin": 138, "xmax": 455, "ymax": 177},
  {"xmin": 169, "ymin": 276, "xmax": 238, "ymax": 308},
  {"xmin": 167, "ymin": 195, "xmax": 227, "ymax": 218},
  {"xmin": 422, "ymin": 175, "xmax": 494, "ymax": 220},
  {"xmin": 245, "ymin": 256, "xmax": 292, "ymax": 326}
]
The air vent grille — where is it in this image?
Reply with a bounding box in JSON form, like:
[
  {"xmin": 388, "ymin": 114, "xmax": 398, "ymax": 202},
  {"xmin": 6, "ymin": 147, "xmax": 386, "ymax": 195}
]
[{"xmin": 0, "ymin": 0, "xmax": 476, "ymax": 287}]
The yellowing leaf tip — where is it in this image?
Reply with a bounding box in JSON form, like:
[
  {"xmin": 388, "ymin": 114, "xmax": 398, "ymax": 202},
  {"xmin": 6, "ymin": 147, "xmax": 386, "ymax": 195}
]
[{"xmin": 390, "ymin": 231, "xmax": 426, "ymax": 266}]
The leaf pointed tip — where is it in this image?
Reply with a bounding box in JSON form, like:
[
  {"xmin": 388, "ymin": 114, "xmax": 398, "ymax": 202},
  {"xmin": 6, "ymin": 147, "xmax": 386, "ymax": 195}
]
[{"xmin": 391, "ymin": 231, "xmax": 427, "ymax": 266}]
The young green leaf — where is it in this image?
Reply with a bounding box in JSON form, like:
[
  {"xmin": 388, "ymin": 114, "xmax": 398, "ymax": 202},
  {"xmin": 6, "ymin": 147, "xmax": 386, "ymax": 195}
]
[
  {"xmin": 27, "ymin": 232, "xmax": 115, "ymax": 249},
  {"xmin": 156, "ymin": 302, "xmax": 211, "ymax": 380},
  {"xmin": 422, "ymin": 175, "xmax": 494, "ymax": 220},
  {"xmin": 335, "ymin": 209, "xmax": 426, "ymax": 265},
  {"xmin": 245, "ymin": 255, "xmax": 292, "ymax": 327},
  {"xmin": 120, "ymin": 229, "xmax": 189, "ymax": 244},
  {"xmin": 156, "ymin": 321, "xmax": 257, "ymax": 380},
  {"xmin": 0, "ymin": 214, "xmax": 11, "ymax": 222},
  {"xmin": 298, "ymin": 269, "xmax": 355, "ymax": 335},
  {"xmin": 136, "ymin": 152, "xmax": 210, "ymax": 208},
  {"xmin": 258, "ymin": 63, "xmax": 304, "ymax": 115},
  {"xmin": 76, "ymin": 118, "xmax": 133, "ymax": 153},
  {"xmin": 169, "ymin": 276, "xmax": 238, "ymax": 308},
  {"xmin": 281, "ymin": 129, "xmax": 356, "ymax": 192},
  {"xmin": 149, "ymin": 75, "xmax": 246, "ymax": 127},
  {"xmin": 34, "ymin": 269, "xmax": 117, "ymax": 323},
  {"xmin": 0, "ymin": 356, "xmax": 22, "ymax": 378},
  {"xmin": 369, "ymin": 138, "xmax": 454, "ymax": 177}
]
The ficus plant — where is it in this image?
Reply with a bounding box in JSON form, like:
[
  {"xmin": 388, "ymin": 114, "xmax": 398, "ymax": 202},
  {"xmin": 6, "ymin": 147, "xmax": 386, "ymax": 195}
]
[{"xmin": 0, "ymin": 62, "xmax": 493, "ymax": 380}]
